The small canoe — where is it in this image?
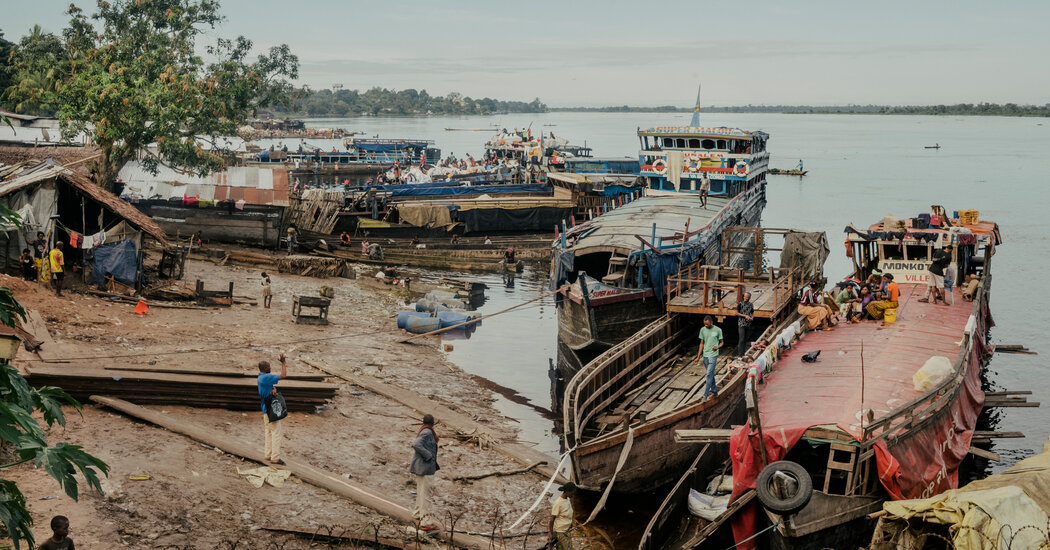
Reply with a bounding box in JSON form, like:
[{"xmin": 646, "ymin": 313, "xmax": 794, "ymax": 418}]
[{"xmin": 768, "ymin": 169, "xmax": 808, "ymax": 176}]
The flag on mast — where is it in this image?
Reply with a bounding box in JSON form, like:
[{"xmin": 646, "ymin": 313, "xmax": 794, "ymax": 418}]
[{"xmin": 689, "ymin": 84, "xmax": 702, "ymax": 127}]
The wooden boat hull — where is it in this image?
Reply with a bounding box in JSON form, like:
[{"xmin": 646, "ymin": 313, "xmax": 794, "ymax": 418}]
[
  {"xmin": 571, "ymin": 371, "xmax": 746, "ymax": 493},
  {"xmin": 766, "ymin": 491, "xmax": 882, "ymax": 550}
]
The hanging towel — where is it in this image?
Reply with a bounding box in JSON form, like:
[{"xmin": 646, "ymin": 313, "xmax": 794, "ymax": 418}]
[
  {"xmin": 92, "ymin": 230, "xmax": 107, "ymax": 246},
  {"xmin": 80, "ymin": 234, "xmax": 95, "ymax": 249},
  {"xmin": 235, "ymin": 199, "xmax": 246, "ymax": 210},
  {"xmin": 68, "ymin": 232, "xmax": 81, "ymax": 248}
]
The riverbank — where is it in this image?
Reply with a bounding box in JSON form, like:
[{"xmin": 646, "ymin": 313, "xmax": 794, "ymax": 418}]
[{"xmin": 3, "ymin": 253, "xmax": 562, "ymax": 548}]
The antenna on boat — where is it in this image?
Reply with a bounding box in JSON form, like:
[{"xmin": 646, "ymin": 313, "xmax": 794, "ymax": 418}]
[{"xmin": 689, "ymin": 83, "xmax": 702, "ymax": 127}]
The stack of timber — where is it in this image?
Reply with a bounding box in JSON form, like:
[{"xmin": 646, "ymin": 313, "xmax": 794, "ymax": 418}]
[
  {"xmin": 25, "ymin": 366, "xmax": 337, "ymax": 411},
  {"xmin": 275, "ymin": 255, "xmax": 355, "ymax": 278},
  {"xmin": 141, "ymin": 282, "xmax": 196, "ymax": 301}
]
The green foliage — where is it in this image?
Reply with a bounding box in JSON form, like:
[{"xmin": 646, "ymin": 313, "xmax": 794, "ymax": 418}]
[
  {"xmin": 0, "ymin": 209, "xmax": 108, "ymax": 549},
  {"xmin": 0, "ymin": 30, "xmax": 15, "ymax": 103},
  {"xmin": 1, "ymin": 25, "xmax": 68, "ymax": 116},
  {"xmin": 54, "ymin": 0, "xmax": 299, "ymax": 189},
  {"xmin": 274, "ymin": 87, "xmax": 547, "ymax": 117}
]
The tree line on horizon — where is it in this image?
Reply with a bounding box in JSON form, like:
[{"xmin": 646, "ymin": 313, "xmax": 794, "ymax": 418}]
[
  {"xmin": 552, "ymin": 103, "xmax": 1050, "ymax": 117},
  {"xmin": 270, "ymin": 87, "xmax": 547, "ymax": 117}
]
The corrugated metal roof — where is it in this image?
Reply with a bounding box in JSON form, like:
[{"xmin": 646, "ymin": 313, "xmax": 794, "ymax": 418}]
[
  {"xmin": 0, "ymin": 159, "xmax": 168, "ymax": 245},
  {"xmin": 566, "ymin": 194, "xmax": 730, "ymax": 252}
]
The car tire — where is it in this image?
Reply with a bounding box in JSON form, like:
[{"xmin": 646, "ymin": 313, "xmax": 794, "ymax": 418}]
[{"xmin": 755, "ymin": 460, "xmax": 813, "ymax": 515}]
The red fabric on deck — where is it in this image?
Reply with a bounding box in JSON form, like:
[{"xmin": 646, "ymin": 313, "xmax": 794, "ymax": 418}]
[{"xmin": 728, "ymin": 283, "xmax": 991, "ymax": 548}]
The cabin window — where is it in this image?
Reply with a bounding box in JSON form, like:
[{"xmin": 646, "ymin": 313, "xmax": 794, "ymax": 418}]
[
  {"xmin": 688, "ymin": 138, "xmax": 701, "ymax": 148},
  {"xmin": 675, "ymin": 138, "xmax": 686, "ymax": 148},
  {"xmin": 717, "ymin": 139, "xmax": 727, "ymax": 149},
  {"xmin": 701, "ymin": 139, "xmax": 716, "ymax": 149},
  {"xmin": 680, "ymin": 179, "xmax": 693, "ymax": 191},
  {"xmin": 880, "ymin": 243, "xmax": 903, "ymax": 260},
  {"xmin": 905, "ymin": 245, "xmax": 931, "ymax": 261},
  {"xmin": 662, "ymin": 138, "xmax": 674, "ymax": 148}
]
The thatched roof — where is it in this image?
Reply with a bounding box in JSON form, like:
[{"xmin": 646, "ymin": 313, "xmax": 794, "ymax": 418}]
[{"xmin": 0, "ymin": 159, "xmax": 168, "ymax": 245}]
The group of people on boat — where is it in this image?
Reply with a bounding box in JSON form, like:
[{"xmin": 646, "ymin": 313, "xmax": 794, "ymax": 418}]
[{"xmin": 797, "ymin": 273, "xmax": 886, "ymax": 330}]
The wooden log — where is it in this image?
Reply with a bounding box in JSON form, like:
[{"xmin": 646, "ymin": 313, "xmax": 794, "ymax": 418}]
[
  {"xmin": 969, "ymin": 446, "xmax": 1001, "ymax": 462},
  {"xmin": 298, "ymin": 357, "xmax": 563, "ymax": 483},
  {"xmin": 985, "ymin": 391, "xmax": 1033, "ymax": 396},
  {"xmin": 90, "ymin": 397, "xmax": 496, "ymax": 549},
  {"xmin": 972, "ymin": 431, "xmax": 1024, "ymax": 439},
  {"xmin": 674, "ymin": 429, "xmax": 735, "ymax": 444}
]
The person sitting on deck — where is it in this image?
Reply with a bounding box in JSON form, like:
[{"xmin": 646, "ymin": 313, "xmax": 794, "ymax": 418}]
[
  {"xmin": 834, "ymin": 284, "xmax": 862, "ymax": 323},
  {"xmin": 798, "ymin": 280, "xmax": 834, "ymax": 331},
  {"xmin": 866, "ymin": 273, "xmax": 900, "ymax": 322},
  {"xmin": 694, "ymin": 316, "xmax": 724, "ymax": 399},
  {"xmin": 504, "ymin": 247, "xmax": 515, "ymax": 264},
  {"xmin": 858, "ymin": 286, "xmax": 875, "ymax": 320}
]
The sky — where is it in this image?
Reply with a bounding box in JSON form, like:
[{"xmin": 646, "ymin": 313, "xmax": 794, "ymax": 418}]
[{"xmin": 4, "ymin": 0, "xmax": 1050, "ymax": 107}]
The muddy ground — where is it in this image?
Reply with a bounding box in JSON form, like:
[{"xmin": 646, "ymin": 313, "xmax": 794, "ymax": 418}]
[{"xmin": 3, "ymin": 251, "xmax": 574, "ymax": 549}]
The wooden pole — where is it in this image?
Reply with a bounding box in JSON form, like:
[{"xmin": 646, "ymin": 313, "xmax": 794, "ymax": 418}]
[
  {"xmin": 90, "ymin": 396, "xmax": 497, "ymax": 549},
  {"xmin": 399, "ymin": 285, "xmax": 569, "ymax": 343}
]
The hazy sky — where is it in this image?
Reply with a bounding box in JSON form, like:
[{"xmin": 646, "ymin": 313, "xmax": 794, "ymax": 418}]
[{"xmin": 5, "ymin": 0, "xmax": 1049, "ymax": 107}]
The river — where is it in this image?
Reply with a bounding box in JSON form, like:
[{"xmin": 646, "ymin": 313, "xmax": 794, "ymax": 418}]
[{"xmin": 304, "ymin": 111, "xmax": 1047, "ymax": 538}]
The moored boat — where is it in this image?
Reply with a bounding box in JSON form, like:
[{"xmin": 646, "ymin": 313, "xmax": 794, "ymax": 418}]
[
  {"xmin": 561, "ymin": 229, "xmax": 818, "ymax": 495},
  {"xmin": 724, "ymin": 210, "xmax": 1003, "ymax": 550}
]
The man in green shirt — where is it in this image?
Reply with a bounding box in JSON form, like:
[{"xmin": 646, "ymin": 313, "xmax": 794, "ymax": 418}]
[{"xmin": 695, "ymin": 316, "xmax": 724, "ymax": 398}]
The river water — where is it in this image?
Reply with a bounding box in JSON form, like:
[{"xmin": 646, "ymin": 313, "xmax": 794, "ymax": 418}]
[{"xmin": 310, "ymin": 111, "xmax": 1048, "ymax": 478}]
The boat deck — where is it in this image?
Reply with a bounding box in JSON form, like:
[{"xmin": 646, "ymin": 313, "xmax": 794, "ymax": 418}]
[
  {"xmin": 586, "ymin": 351, "xmax": 735, "ymax": 438},
  {"xmin": 756, "ymin": 282, "xmax": 975, "ymax": 437},
  {"xmin": 666, "ymin": 264, "xmax": 802, "ymax": 320}
]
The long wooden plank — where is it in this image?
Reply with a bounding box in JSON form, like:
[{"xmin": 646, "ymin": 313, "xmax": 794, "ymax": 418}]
[
  {"xmin": 90, "ymin": 396, "xmax": 497, "ymax": 549},
  {"xmin": 969, "ymin": 446, "xmax": 1001, "ymax": 462},
  {"xmin": 298, "ymin": 357, "xmax": 563, "ymax": 483},
  {"xmin": 674, "ymin": 429, "xmax": 735, "ymax": 444}
]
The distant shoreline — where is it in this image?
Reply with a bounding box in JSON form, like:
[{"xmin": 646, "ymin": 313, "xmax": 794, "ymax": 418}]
[{"xmin": 287, "ymin": 104, "xmax": 1050, "ymax": 119}]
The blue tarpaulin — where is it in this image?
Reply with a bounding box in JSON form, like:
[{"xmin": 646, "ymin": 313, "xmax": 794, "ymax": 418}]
[
  {"xmin": 390, "ymin": 184, "xmax": 549, "ymax": 198},
  {"xmin": 91, "ymin": 240, "xmax": 139, "ymax": 286},
  {"xmin": 352, "ymin": 141, "xmax": 428, "ymax": 152}
]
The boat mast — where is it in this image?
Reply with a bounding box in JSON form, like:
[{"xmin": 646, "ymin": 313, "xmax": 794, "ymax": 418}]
[{"xmin": 689, "ymin": 83, "xmax": 702, "ymax": 127}]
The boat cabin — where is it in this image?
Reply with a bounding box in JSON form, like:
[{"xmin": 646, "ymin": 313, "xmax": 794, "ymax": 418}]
[
  {"xmin": 561, "ymin": 157, "xmax": 639, "ymax": 174},
  {"xmin": 638, "ymin": 126, "xmax": 769, "ymax": 195}
]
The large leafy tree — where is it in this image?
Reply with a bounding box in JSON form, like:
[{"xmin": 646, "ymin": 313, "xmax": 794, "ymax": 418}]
[
  {"xmin": 0, "ymin": 30, "xmax": 15, "ymax": 104},
  {"xmin": 56, "ymin": 0, "xmax": 299, "ymax": 190},
  {"xmin": 2, "ymin": 25, "xmax": 68, "ymax": 116},
  {"xmin": 0, "ymin": 210, "xmax": 108, "ymax": 550}
]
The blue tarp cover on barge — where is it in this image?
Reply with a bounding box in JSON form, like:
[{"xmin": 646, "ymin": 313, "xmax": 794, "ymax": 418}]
[{"xmin": 391, "ymin": 183, "xmax": 549, "ymax": 198}]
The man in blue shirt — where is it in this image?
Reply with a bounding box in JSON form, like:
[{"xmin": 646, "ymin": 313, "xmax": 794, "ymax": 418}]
[
  {"xmin": 258, "ymin": 353, "xmax": 288, "ymax": 465},
  {"xmin": 694, "ymin": 316, "xmax": 724, "ymax": 399}
]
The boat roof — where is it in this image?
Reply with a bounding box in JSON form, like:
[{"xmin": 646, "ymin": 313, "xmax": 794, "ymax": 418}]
[
  {"xmin": 755, "ymin": 281, "xmax": 975, "ymax": 440},
  {"xmin": 638, "ymin": 126, "xmax": 767, "ymax": 139},
  {"xmin": 847, "ymin": 218, "xmax": 1002, "ymax": 244},
  {"xmin": 564, "ymin": 194, "xmax": 729, "ymax": 253}
]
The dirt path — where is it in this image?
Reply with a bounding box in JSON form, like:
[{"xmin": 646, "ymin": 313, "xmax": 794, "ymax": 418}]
[{"xmin": 3, "ymin": 255, "xmax": 561, "ymax": 548}]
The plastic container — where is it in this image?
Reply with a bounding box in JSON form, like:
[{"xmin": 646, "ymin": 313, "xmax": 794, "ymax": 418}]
[
  {"xmin": 437, "ymin": 310, "xmax": 472, "ymax": 328},
  {"xmin": 404, "ymin": 316, "xmax": 442, "ymax": 334},
  {"xmin": 397, "ymin": 310, "xmax": 431, "ymax": 329},
  {"xmin": 884, "ymin": 308, "xmax": 897, "ymax": 324}
]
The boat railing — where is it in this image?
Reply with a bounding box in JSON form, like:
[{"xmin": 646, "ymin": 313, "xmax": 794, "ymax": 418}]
[
  {"xmin": 564, "ymin": 313, "xmax": 691, "ymax": 448},
  {"xmin": 666, "ymin": 264, "xmax": 802, "ymax": 313},
  {"xmin": 860, "ymin": 252, "xmax": 993, "ymax": 446}
]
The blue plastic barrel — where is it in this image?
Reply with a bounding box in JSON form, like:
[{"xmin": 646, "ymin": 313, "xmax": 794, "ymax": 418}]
[
  {"xmin": 404, "ymin": 316, "xmax": 442, "ymax": 334},
  {"xmin": 437, "ymin": 310, "xmax": 472, "ymax": 328},
  {"xmin": 397, "ymin": 310, "xmax": 431, "ymax": 329}
]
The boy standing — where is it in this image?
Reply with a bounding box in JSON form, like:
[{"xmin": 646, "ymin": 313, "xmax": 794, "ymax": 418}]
[{"xmin": 38, "ymin": 515, "xmax": 74, "ymax": 549}]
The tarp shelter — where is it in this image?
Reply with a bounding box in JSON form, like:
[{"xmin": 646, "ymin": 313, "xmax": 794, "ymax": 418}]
[
  {"xmin": 0, "ymin": 160, "xmax": 168, "ymax": 287},
  {"xmin": 779, "ymin": 230, "xmax": 829, "ymax": 283},
  {"xmin": 871, "ymin": 438, "xmax": 1050, "ymax": 550}
]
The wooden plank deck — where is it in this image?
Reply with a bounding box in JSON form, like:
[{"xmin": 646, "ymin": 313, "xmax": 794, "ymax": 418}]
[{"xmin": 667, "ymin": 279, "xmax": 786, "ymax": 318}]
